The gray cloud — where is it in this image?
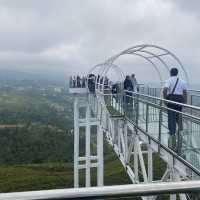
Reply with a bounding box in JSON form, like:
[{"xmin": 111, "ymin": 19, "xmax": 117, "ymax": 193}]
[{"xmin": 0, "ymin": 0, "xmax": 199, "ymax": 83}]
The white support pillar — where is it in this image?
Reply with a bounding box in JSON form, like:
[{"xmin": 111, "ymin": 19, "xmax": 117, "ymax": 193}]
[
  {"xmin": 74, "ymin": 95, "xmax": 102, "ymax": 188},
  {"xmin": 85, "ymin": 102, "xmax": 91, "ymax": 187},
  {"xmin": 97, "ymin": 124, "xmax": 104, "ymax": 186},
  {"xmin": 169, "ymin": 157, "xmax": 176, "ymax": 200},
  {"xmin": 136, "ymin": 136, "xmax": 148, "ymax": 183},
  {"xmin": 111, "ymin": 119, "xmax": 115, "ymax": 143},
  {"xmin": 124, "ymin": 122, "xmax": 128, "ymax": 162},
  {"xmin": 148, "ymin": 145, "xmax": 153, "ymax": 182},
  {"xmin": 118, "ymin": 120, "xmax": 122, "ymax": 155},
  {"xmin": 170, "ymin": 190, "xmax": 177, "ymax": 200},
  {"xmin": 134, "ymin": 136, "xmax": 139, "ymax": 182},
  {"xmin": 74, "ymin": 96, "xmax": 79, "ymax": 188}
]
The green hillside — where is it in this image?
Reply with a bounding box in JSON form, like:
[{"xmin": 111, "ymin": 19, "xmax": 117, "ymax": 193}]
[
  {"xmin": 0, "ymin": 81, "xmax": 169, "ymax": 199},
  {"xmin": 0, "ymin": 156, "xmax": 130, "ymax": 192}
]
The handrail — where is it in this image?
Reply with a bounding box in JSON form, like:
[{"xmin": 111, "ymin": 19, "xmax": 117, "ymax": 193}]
[
  {"xmin": 96, "ymin": 88, "xmax": 200, "ymax": 176},
  {"xmin": 125, "ymin": 90, "xmax": 200, "ymax": 111},
  {"xmin": 0, "ymin": 181, "xmax": 199, "ymax": 200},
  {"xmin": 94, "ymin": 82, "xmax": 200, "ymax": 110}
]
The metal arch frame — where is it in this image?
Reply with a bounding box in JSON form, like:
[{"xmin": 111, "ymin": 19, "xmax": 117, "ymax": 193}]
[
  {"xmin": 78, "ymin": 44, "xmax": 191, "ymax": 200},
  {"xmin": 139, "ymin": 50, "xmax": 170, "ymax": 71},
  {"xmin": 86, "ymin": 63, "xmax": 104, "ymax": 91},
  {"xmin": 87, "ymin": 63, "xmax": 108, "ymax": 93},
  {"xmin": 70, "ymin": 45, "xmax": 198, "ymax": 200},
  {"xmin": 103, "ymin": 44, "xmax": 189, "ymax": 85},
  {"xmin": 126, "ymin": 52, "xmax": 163, "ymax": 82},
  {"xmin": 102, "ymin": 63, "xmax": 125, "ymax": 84},
  {"xmin": 87, "ymin": 63, "xmax": 125, "ymax": 95},
  {"xmin": 88, "ymin": 44, "xmax": 188, "ymax": 92},
  {"xmin": 103, "ymin": 51, "xmax": 164, "ymax": 84},
  {"xmin": 100, "ymin": 64, "xmax": 126, "ymax": 98}
]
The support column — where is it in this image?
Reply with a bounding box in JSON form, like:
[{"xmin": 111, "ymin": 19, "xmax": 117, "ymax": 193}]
[
  {"xmin": 97, "ymin": 124, "xmax": 104, "ymax": 186},
  {"xmin": 85, "ymin": 102, "xmax": 91, "ymax": 187},
  {"xmin": 118, "ymin": 120, "xmax": 122, "ymax": 155},
  {"xmin": 148, "ymin": 144, "xmax": 153, "ymax": 182},
  {"xmin": 124, "ymin": 122, "xmax": 128, "ymax": 162},
  {"xmin": 74, "ymin": 96, "xmax": 79, "ymax": 188},
  {"xmin": 169, "ymin": 157, "xmax": 176, "ymax": 200},
  {"xmin": 134, "ymin": 136, "xmax": 139, "ymax": 182},
  {"xmin": 73, "ymin": 95, "xmax": 104, "ymax": 188}
]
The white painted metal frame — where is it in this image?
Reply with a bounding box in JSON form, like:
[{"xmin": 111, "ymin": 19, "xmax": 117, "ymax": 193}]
[
  {"xmin": 96, "ymin": 92, "xmax": 195, "ymax": 200},
  {"xmin": 72, "ymin": 44, "xmax": 197, "ymax": 199},
  {"xmin": 73, "ymin": 95, "xmax": 104, "ymax": 187}
]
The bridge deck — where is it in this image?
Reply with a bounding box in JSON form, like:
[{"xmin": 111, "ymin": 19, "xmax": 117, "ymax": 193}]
[{"xmin": 98, "ymin": 90, "xmax": 200, "ymax": 177}]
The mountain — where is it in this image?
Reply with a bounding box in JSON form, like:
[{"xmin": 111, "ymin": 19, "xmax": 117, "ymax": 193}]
[{"xmin": 0, "ymin": 69, "xmax": 68, "ymax": 84}]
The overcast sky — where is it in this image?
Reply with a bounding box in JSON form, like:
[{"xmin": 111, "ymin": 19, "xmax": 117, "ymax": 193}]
[{"xmin": 0, "ymin": 0, "xmax": 200, "ymax": 83}]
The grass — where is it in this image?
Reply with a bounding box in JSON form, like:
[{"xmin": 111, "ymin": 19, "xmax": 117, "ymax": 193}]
[
  {"xmin": 0, "ymin": 163, "xmax": 74, "ymax": 192},
  {"xmin": 0, "ymin": 154, "xmax": 131, "ymax": 193}
]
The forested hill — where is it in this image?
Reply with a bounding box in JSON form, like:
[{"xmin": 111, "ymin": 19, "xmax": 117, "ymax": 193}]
[
  {"xmin": 0, "ymin": 79, "xmax": 167, "ymax": 198},
  {"xmin": 0, "ymin": 79, "xmax": 134, "ymax": 193},
  {"xmin": 0, "ymin": 79, "xmax": 74, "ymax": 164}
]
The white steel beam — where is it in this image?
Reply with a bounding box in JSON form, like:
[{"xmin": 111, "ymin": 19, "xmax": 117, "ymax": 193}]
[
  {"xmin": 134, "ymin": 135, "xmax": 139, "ymax": 182},
  {"xmin": 148, "ymin": 144, "xmax": 153, "ymax": 182},
  {"xmin": 124, "ymin": 122, "xmax": 128, "ymax": 162},
  {"xmin": 97, "ymin": 125, "xmax": 104, "ymax": 186},
  {"xmin": 78, "ymin": 156, "xmax": 97, "ymax": 161},
  {"xmin": 78, "ymin": 163, "xmax": 98, "ymax": 169},
  {"xmin": 136, "ymin": 136, "xmax": 148, "ymax": 183},
  {"xmin": 85, "ymin": 102, "xmax": 91, "ymax": 187},
  {"xmin": 74, "ymin": 97, "xmax": 79, "ymax": 188}
]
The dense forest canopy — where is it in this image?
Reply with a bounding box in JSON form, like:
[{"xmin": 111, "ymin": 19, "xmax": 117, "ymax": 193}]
[{"xmin": 0, "ymin": 79, "xmax": 75, "ymax": 164}]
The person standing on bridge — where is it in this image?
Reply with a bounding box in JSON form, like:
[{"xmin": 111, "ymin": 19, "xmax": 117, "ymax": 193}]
[
  {"xmin": 163, "ymin": 68, "xmax": 187, "ymax": 150},
  {"xmin": 124, "ymin": 75, "xmax": 133, "ymax": 104},
  {"xmin": 131, "ymin": 74, "xmax": 139, "ymax": 92},
  {"xmin": 124, "ymin": 75, "xmax": 134, "ymax": 119}
]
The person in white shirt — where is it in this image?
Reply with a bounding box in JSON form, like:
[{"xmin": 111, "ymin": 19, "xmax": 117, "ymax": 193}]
[{"xmin": 163, "ymin": 68, "xmax": 187, "ymax": 150}]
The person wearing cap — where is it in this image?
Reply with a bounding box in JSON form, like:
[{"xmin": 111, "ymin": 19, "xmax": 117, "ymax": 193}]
[{"xmin": 163, "ymin": 68, "xmax": 187, "ymax": 151}]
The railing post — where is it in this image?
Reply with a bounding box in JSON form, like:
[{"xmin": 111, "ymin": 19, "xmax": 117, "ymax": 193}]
[
  {"xmin": 134, "ymin": 134, "xmax": 139, "ymax": 182},
  {"xmin": 148, "ymin": 140, "xmax": 153, "ymax": 182},
  {"xmin": 74, "ymin": 96, "xmax": 79, "ymax": 188},
  {"xmin": 97, "ymin": 124, "xmax": 104, "ymax": 186},
  {"xmin": 124, "ymin": 121, "xmax": 128, "ymax": 162},
  {"xmin": 146, "ymin": 103, "xmax": 149, "ymax": 132},
  {"xmin": 177, "ymin": 111, "xmax": 183, "ymax": 156},
  {"xmin": 85, "ymin": 101, "xmax": 91, "ymax": 187},
  {"xmin": 158, "ymin": 99, "xmax": 163, "ymax": 153},
  {"xmin": 135, "ymin": 93, "xmax": 139, "ymax": 129}
]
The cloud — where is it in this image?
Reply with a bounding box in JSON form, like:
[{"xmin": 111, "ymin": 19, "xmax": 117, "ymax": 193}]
[{"xmin": 0, "ymin": 0, "xmax": 199, "ymax": 83}]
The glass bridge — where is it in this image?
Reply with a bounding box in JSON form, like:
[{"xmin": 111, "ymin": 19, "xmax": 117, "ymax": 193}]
[{"xmin": 1, "ymin": 45, "xmax": 200, "ymax": 200}]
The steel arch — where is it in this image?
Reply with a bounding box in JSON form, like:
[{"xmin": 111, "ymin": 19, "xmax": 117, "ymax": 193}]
[{"xmin": 104, "ymin": 44, "xmax": 189, "ymax": 84}]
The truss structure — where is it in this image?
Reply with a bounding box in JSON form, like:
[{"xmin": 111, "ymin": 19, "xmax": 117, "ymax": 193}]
[{"xmin": 71, "ymin": 45, "xmax": 200, "ymax": 200}]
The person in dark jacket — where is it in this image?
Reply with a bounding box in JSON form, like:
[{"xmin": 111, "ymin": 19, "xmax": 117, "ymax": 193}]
[
  {"xmin": 96, "ymin": 75, "xmax": 100, "ymax": 88},
  {"xmin": 112, "ymin": 82, "xmax": 119, "ymax": 103},
  {"xmin": 82, "ymin": 76, "xmax": 86, "ymax": 88},
  {"xmin": 77, "ymin": 76, "xmax": 81, "ymax": 87},
  {"xmin": 124, "ymin": 75, "xmax": 133, "ymax": 104},
  {"xmin": 88, "ymin": 74, "xmax": 96, "ymax": 93}
]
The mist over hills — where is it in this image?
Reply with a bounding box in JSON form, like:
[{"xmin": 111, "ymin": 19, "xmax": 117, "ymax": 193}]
[{"xmin": 0, "ymin": 69, "xmax": 68, "ymax": 84}]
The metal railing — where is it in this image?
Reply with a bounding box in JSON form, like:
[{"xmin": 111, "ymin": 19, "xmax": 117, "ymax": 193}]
[
  {"xmin": 139, "ymin": 85, "xmax": 200, "ymax": 107},
  {"xmin": 0, "ymin": 180, "xmax": 200, "ymax": 200},
  {"xmin": 69, "ymin": 76, "xmax": 87, "ymax": 88},
  {"xmin": 96, "ymin": 86, "xmax": 200, "ymax": 176}
]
